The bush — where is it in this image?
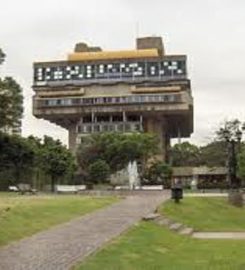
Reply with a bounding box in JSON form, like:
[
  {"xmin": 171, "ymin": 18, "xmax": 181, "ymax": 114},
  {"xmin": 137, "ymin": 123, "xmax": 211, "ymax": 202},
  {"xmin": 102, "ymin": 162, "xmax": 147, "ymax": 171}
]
[
  {"xmin": 197, "ymin": 179, "xmax": 229, "ymax": 189},
  {"xmin": 88, "ymin": 159, "xmax": 110, "ymax": 184},
  {"xmin": 142, "ymin": 161, "xmax": 172, "ymax": 187}
]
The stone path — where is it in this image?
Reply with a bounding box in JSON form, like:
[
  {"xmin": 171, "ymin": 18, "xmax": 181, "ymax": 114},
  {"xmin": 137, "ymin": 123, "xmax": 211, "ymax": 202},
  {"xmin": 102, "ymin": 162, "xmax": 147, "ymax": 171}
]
[
  {"xmin": 192, "ymin": 232, "xmax": 245, "ymax": 239},
  {"xmin": 149, "ymin": 213, "xmax": 245, "ymax": 240},
  {"xmin": 0, "ymin": 192, "xmax": 169, "ymax": 270}
]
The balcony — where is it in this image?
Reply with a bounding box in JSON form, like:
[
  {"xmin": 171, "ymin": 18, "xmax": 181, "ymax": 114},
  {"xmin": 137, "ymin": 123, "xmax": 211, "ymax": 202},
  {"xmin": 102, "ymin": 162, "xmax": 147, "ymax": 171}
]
[
  {"xmin": 76, "ymin": 121, "xmax": 143, "ymax": 137},
  {"xmin": 34, "ymin": 93, "xmax": 182, "ymax": 109}
]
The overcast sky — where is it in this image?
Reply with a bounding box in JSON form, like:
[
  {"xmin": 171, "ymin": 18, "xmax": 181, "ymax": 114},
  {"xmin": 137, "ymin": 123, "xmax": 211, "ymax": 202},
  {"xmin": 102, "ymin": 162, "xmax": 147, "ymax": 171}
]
[{"xmin": 1, "ymin": 0, "xmax": 245, "ymax": 146}]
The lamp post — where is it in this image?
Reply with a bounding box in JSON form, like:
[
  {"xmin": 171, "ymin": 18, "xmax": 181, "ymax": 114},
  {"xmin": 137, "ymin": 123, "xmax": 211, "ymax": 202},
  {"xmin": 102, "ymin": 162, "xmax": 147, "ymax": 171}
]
[{"xmin": 224, "ymin": 128, "xmax": 243, "ymax": 206}]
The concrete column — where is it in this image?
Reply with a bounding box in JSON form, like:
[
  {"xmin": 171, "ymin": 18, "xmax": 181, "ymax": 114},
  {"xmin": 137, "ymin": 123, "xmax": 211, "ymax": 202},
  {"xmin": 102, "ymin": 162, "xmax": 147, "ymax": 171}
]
[
  {"xmin": 91, "ymin": 112, "xmax": 95, "ymax": 133},
  {"xmin": 123, "ymin": 111, "xmax": 126, "ymax": 122},
  {"xmin": 144, "ymin": 116, "xmax": 168, "ymax": 161},
  {"xmin": 123, "ymin": 111, "xmax": 126, "ymax": 132},
  {"xmin": 177, "ymin": 127, "xmax": 181, "ymax": 144},
  {"xmin": 140, "ymin": 114, "xmax": 143, "ymax": 131},
  {"xmin": 68, "ymin": 123, "xmax": 78, "ymax": 154}
]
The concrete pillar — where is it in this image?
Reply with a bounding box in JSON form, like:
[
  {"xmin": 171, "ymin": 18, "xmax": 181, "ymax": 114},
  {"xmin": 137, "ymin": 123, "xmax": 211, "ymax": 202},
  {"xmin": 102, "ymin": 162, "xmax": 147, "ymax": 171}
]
[
  {"xmin": 123, "ymin": 111, "xmax": 126, "ymax": 122},
  {"xmin": 91, "ymin": 112, "xmax": 95, "ymax": 133},
  {"xmin": 140, "ymin": 114, "xmax": 143, "ymax": 131},
  {"xmin": 177, "ymin": 127, "xmax": 181, "ymax": 144},
  {"xmin": 123, "ymin": 111, "xmax": 126, "ymax": 132},
  {"xmin": 144, "ymin": 116, "xmax": 168, "ymax": 161},
  {"xmin": 68, "ymin": 123, "xmax": 77, "ymax": 154}
]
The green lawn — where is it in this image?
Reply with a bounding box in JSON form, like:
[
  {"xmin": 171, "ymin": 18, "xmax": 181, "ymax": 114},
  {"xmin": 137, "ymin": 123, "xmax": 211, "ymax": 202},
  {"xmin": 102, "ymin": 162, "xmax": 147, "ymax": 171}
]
[
  {"xmin": 77, "ymin": 222, "xmax": 245, "ymax": 270},
  {"xmin": 160, "ymin": 197, "xmax": 245, "ymax": 231},
  {"xmin": 0, "ymin": 193, "xmax": 118, "ymax": 246}
]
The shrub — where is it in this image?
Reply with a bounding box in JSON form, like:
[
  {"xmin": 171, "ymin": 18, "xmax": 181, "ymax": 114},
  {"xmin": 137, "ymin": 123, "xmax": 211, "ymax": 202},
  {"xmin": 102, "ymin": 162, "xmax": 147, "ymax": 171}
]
[
  {"xmin": 88, "ymin": 159, "xmax": 110, "ymax": 184},
  {"xmin": 142, "ymin": 161, "xmax": 172, "ymax": 187}
]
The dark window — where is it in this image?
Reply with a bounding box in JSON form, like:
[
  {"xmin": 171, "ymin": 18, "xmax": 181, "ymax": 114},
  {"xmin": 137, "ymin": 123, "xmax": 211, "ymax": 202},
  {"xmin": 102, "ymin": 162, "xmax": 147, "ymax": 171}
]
[
  {"xmin": 94, "ymin": 125, "xmax": 100, "ymax": 132},
  {"xmin": 83, "ymin": 98, "xmax": 93, "ymax": 104},
  {"xmin": 112, "ymin": 115, "xmax": 123, "ymax": 122},
  {"xmin": 83, "ymin": 116, "xmax": 92, "ymax": 123},
  {"xmin": 97, "ymin": 115, "xmax": 110, "ymax": 122},
  {"xmin": 127, "ymin": 115, "xmax": 140, "ymax": 122},
  {"xmin": 86, "ymin": 125, "xmax": 92, "ymax": 133},
  {"xmin": 72, "ymin": 99, "xmax": 81, "ymax": 105}
]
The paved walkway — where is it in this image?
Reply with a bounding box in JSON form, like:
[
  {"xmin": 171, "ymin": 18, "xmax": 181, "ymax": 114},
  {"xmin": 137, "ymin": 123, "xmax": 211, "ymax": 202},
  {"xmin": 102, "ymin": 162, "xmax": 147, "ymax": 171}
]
[
  {"xmin": 0, "ymin": 193, "xmax": 169, "ymax": 270},
  {"xmin": 192, "ymin": 232, "xmax": 245, "ymax": 239}
]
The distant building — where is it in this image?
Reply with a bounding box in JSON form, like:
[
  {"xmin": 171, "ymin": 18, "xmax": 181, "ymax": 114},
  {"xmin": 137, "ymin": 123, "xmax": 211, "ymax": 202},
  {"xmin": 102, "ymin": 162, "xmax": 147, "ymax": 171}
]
[
  {"xmin": 32, "ymin": 36, "xmax": 193, "ymax": 160},
  {"xmin": 173, "ymin": 166, "xmax": 227, "ymax": 188}
]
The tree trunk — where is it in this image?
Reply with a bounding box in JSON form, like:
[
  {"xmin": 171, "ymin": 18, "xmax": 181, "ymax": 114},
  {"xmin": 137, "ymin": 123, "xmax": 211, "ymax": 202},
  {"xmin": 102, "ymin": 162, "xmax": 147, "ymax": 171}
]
[
  {"xmin": 51, "ymin": 176, "xmax": 56, "ymax": 193},
  {"xmin": 228, "ymin": 190, "xmax": 244, "ymax": 207}
]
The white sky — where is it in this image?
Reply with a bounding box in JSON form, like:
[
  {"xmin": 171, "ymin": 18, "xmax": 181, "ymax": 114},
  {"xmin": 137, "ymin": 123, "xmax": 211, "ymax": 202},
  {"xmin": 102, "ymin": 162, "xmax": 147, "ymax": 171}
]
[{"xmin": 1, "ymin": 0, "xmax": 245, "ymax": 146}]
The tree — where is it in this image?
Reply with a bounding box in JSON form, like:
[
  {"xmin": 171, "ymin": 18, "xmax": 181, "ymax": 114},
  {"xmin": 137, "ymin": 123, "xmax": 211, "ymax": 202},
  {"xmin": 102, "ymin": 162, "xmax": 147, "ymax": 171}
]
[
  {"xmin": 77, "ymin": 132, "xmax": 159, "ymax": 183},
  {"xmin": 171, "ymin": 142, "xmax": 201, "ymax": 167},
  {"xmin": 0, "ymin": 48, "xmax": 23, "ymax": 131},
  {"xmin": 238, "ymin": 148, "xmax": 245, "ymax": 183},
  {"xmin": 0, "ymin": 133, "xmax": 35, "ymax": 185},
  {"xmin": 0, "ymin": 134, "xmax": 76, "ymax": 191},
  {"xmin": 0, "ymin": 76, "xmax": 23, "ymax": 130},
  {"xmin": 142, "ymin": 161, "xmax": 172, "ymax": 187},
  {"xmin": 216, "ymin": 119, "xmax": 245, "ymax": 207},
  {"xmin": 40, "ymin": 136, "xmax": 76, "ymax": 192},
  {"xmin": 88, "ymin": 160, "xmax": 110, "ymax": 185},
  {"xmin": 0, "ymin": 48, "xmax": 5, "ymax": 65},
  {"xmin": 216, "ymin": 119, "xmax": 245, "ymax": 141},
  {"xmin": 215, "ymin": 119, "xmax": 245, "ymax": 181},
  {"xmin": 199, "ymin": 141, "xmax": 227, "ymax": 167}
]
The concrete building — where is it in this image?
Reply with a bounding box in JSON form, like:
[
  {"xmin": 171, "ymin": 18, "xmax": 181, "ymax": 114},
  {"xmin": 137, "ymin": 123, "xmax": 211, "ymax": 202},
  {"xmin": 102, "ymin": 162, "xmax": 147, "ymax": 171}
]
[{"xmin": 32, "ymin": 36, "xmax": 193, "ymax": 160}]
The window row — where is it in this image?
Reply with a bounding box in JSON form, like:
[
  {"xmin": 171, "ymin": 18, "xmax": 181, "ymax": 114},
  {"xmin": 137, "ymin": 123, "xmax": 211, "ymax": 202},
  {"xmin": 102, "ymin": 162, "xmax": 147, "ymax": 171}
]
[
  {"xmin": 77, "ymin": 123, "xmax": 142, "ymax": 134},
  {"xmin": 42, "ymin": 94, "xmax": 181, "ymax": 107},
  {"xmin": 34, "ymin": 60, "xmax": 186, "ymax": 82}
]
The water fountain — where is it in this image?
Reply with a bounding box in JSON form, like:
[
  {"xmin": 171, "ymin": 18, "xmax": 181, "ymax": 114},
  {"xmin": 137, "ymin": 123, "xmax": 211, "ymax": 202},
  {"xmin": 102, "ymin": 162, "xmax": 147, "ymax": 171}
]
[{"xmin": 127, "ymin": 160, "xmax": 140, "ymax": 190}]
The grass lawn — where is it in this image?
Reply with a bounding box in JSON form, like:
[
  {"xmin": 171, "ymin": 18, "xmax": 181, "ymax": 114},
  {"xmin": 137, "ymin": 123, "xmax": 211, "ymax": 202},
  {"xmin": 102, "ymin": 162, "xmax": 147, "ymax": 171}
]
[
  {"xmin": 160, "ymin": 197, "xmax": 245, "ymax": 231},
  {"xmin": 77, "ymin": 222, "xmax": 245, "ymax": 270},
  {"xmin": 0, "ymin": 193, "xmax": 118, "ymax": 246}
]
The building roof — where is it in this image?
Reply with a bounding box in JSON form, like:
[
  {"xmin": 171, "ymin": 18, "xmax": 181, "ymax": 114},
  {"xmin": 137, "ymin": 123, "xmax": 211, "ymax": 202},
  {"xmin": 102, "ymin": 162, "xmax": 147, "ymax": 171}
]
[{"xmin": 67, "ymin": 49, "xmax": 159, "ymax": 61}]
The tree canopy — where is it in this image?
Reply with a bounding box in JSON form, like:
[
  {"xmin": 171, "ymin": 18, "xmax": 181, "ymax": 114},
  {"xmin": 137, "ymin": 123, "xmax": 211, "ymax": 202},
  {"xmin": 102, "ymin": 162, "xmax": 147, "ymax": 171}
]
[
  {"xmin": 0, "ymin": 133, "xmax": 34, "ymax": 184},
  {"xmin": 171, "ymin": 141, "xmax": 231, "ymax": 167},
  {"xmin": 216, "ymin": 119, "xmax": 245, "ymax": 142},
  {"xmin": 38, "ymin": 136, "xmax": 76, "ymax": 192},
  {"xmin": 0, "ymin": 133, "xmax": 76, "ymax": 191},
  {"xmin": 238, "ymin": 148, "xmax": 245, "ymax": 180},
  {"xmin": 171, "ymin": 142, "xmax": 201, "ymax": 167},
  {"xmin": 0, "ymin": 48, "xmax": 5, "ymax": 65},
  {"xmin": 199, "ymin": 141, "xmax": 227, "ymax": 167},
  {"xmin": 77, "ymin": 132, "xmax": 159, "ymax": 182},
  {"xmin": 0, "ymin": 49, "xmax": 23, "ymax": 131},
  {"xmin": 142, "ymin": 160, "xmax": 172, "ymax": 187}
]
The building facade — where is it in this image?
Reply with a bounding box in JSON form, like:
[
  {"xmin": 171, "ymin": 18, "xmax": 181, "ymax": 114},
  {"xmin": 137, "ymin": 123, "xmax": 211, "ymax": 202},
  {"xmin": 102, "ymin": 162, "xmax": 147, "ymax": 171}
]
[{"xmin": 32, "ymin": 36, "xmax": 193, "ymax": 160}]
